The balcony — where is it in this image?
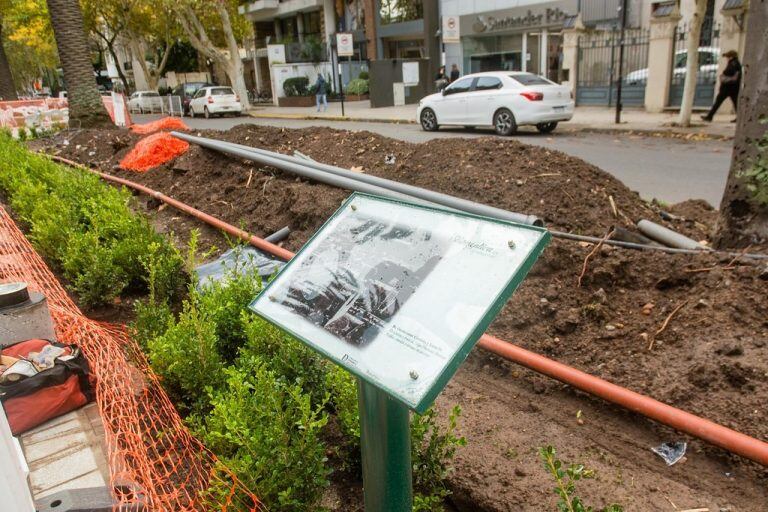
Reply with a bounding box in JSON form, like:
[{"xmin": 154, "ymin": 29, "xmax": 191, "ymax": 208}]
[
  {"xmin": 284, "ymin": 41, "xmax": 328, "ymax": 63},
  {"xmin": 239, "ymin": 0, "xmax": 323, "ymax": 21},
  {"xmin": 238, "ymin": 0, "xmax": 279, "ymax": 17}
]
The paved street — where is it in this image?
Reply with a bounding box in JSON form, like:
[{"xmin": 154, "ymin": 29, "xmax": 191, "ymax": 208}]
[{"xmin": 136, "ymin": 114, "xmax": 732, "ymax": 207}]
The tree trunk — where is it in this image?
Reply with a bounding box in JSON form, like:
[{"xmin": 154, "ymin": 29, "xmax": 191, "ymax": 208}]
[
  {"xmin": 45, "ymin": 0, "xmax": 111, "ymax": 128},
  {"xmin": 106, "ymin": 41, "xmax": 131, "ymax": 94},
  {"xmin": 0, "ymin": 21, "xmax": 18, "ymax": 100},
  {"xmin": 217, "ymin": 3, "xmax": 251, "ymax": 109},
  {"xmin": 715, "ymin": 1, "xmax": 768, "ymax": 247},
  {"xmin": 222, "ymin": 56, "xmax": 250, "ymax": 109},
  {"xmin": 677, "ymin": 0, "xmax": 706, "ymax": 127},
  {"xmin": 128, "ymin": 36, "xmax": 157, "ymax": 90},
  {"xmin": 178, "ymin": 3, "xmax": 251, "ymax": 109}
]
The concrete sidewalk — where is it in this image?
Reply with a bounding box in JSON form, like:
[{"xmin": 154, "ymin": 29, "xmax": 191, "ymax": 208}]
[{"xmin": 248, "ymin": 100, "xmax": 736, "ymax": 139}]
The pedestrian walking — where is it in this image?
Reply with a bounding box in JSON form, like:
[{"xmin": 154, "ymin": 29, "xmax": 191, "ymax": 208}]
[
  {"xmin": 450, "ymin": 64, "xmax": 460, "ymax": 83},
  {"xmin": 701, "ymin": 50, "xmax": 741, "ymax": 122},
  {"xmin": 314, "ymin": 74, "xmax": 328, "ymax": 112},
  {"xmin": 435, "ymin": 66, "xmax": 449, "ymax": 91}
]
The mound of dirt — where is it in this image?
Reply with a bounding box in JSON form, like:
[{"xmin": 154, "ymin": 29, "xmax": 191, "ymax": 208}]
[{"xmin": 35, "ymin": 125, "xmax": 768, "ymax": 510}]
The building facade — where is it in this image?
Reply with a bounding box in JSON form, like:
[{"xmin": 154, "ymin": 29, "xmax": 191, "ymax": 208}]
[
  {"xmin": 239, "ymin": 0, "xmax": 370, "ymax": 98},
  {"xmin": 236, "ymin": 0, "xmax": 750, "ymax": 111},
  {"xmin": 440, "ymin": 0, "xmax": 578, "ymax": 82},
  {"xmin": 439, "ymin": 0, "xmax": 749, "ymax": 112}
]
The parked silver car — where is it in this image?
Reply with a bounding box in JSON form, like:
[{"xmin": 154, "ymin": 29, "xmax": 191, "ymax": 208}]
[
  {"xmin": 127, "ymin": 91, "xmax": 162, "ymax": 114},
  {"xmin": 625, "ymin": 47, "xmax": 720, "ymax": 84}
]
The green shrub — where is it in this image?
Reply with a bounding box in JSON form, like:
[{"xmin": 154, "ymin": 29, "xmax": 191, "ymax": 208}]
[
  {"xmin": 539, "ymin": 445, "xmax": 623, "ymax": 512},
  {"xmin": 740, "ymin": 123, "xmax": 768, "ymax": 205},
  {"xmin": 411, "ymin": 406, "xmax": 466, "ymax": 509},
  {"xmin": 358, "ymin": 70, "xmax": 369, "ymax": 80},
  {"xmin": 240, "ymin": 314, "xmax": 329, "ymax": 405},
  {"xmin": 325, "ymin": 365, "xmax": 360, "ymax": 441},
  {"xmin": 283, "ymin": 76, "xmax": 310, "ymax": 97},
  {"xmin": 346, "ymin": 78, "xmax": 369, "ymax": 96},
  {"xmin": 146, "ymin": 298, "xmax": 225, "ymax": 413},
  {"xmin": 197, "ymin": 268, "xmax": 262, "ymax": 363},
  {"xmin": 62, "ymin": 231, "xmax": 129, "ymax": 306},
  {"xmin": 196, "ymin": 357, "xmax": 330, "ymax": 511},
  {"xmin": 0, "ymin": 133, "xmax": 183, "ymax": 307},
  {"xmin": 132, "ymin": 298, "xmax": 173, "ymax": 353}
]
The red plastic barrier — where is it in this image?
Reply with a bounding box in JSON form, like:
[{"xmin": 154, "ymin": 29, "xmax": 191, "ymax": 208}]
[{"xmin": 130, "ymin": 117, "xmax": 189, "ymax": 134}]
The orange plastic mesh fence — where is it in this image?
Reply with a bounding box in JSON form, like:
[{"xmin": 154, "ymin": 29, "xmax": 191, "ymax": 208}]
[
  {"xmin": 120, "ymin": 132, "xmax": 190, "ymax": 173},
  {"xmin": 130, "ymin": 117, "xmax": 190, "ymax": 135},
  {"xmin": 0, "ymin": 204, "xmax": 260, "ymax": 512}
]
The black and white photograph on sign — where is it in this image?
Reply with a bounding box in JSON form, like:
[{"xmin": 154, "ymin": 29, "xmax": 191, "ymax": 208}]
[
  {"xmin": 251, "ymin": 194, "xmax": 549, "ymax": 410},
  {"xmin": 279, "ymin": 215, "xmax": 449, "ymax": 347}
]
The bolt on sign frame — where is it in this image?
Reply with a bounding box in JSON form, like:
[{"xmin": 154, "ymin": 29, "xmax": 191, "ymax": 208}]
[{"xmin": 250, "ymin": 193, "xmax": 549, "ymax": 511}]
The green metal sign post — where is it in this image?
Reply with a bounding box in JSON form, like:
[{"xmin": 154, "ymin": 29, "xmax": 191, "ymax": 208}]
[
  {"xmin": 250, "ymin": 194, "xmax": 549, "ymax": 512},
  {"xmin": 357, "ymin": 379, "xmax": 413, "ymax": 511}
]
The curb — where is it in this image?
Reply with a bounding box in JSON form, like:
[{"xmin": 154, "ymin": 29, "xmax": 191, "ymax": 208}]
[
  {"xmin": 246, "ymin": 111, "xmax": 733, "ymax": 140},
  {"xmin": 247, "ymin": 111, "xmax": 417, "ymax": 124}
]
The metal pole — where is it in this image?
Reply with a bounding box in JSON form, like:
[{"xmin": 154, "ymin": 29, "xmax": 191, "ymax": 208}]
[
  {"xmin": 615, "ymin": 0, "xmax": 629, "ymax": 124},
  {"xmin": 607, "ymin": 33, "xmax": 615, "ymax": 108},
  {"xmin": 337, "ymin": 46, "xmax": 345, "ymax": 116},
  {"xmin": 357, "ymin": 379, "xmax": 412, "ymax": 512},
  {"xmin": 183, "ymin": 134, "xmax": 543, "ymax": 226}
]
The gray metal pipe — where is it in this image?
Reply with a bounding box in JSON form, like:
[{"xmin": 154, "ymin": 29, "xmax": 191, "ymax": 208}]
[
  {"xmin": 171, "ymin": 131, "xmax": 542, "ymax": 227},
  {"xmin": 637, "ymin": 219, "xmax": 707, "ymax": 250},
  {"xmin": 264, "ymin": 226, "xmax": 291, "ymax": 244},
  {"xmin": 171, "ymin": 131, "xmax": 443, "ymax": 209}
]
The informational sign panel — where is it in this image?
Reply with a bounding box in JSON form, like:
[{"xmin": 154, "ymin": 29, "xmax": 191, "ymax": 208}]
[
  {"xmin": 402, "ymin": 62, "xmax": 420, "ymax": 86},
  {"xmin": 250, "ymin": 194, "xmax": 549, "ymax": 412},
  {"xmin": 267, "ymin": 44, "xmax": 286, "ymax": 64},
  {"xmin": 336, "ymin": 32, "xmax": 354, "ymax": 57},
  {"xmin": 442, "ymin": 16, "xmax": 460, "ymax": 43}
]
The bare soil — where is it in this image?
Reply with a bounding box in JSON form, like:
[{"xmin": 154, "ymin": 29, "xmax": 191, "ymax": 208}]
[{"xmin": 36, "ymin": 125, "xmax": 768, "ymax": 511}]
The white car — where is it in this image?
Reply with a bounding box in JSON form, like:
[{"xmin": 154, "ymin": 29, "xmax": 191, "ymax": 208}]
[
  {"xmin": 417, "ymin": 72, "xmax": 574, "ymax": 135},
  {"xmin": 625, "ymin": 47, "xmax": 720, "ymax": 84},
  {"xmin": 127, "ymin": 91, "xmax": 162, "ymax": 114},
  {"xmin": 188, "ymin": 86, "xmax": 243, "ymax": 118}
]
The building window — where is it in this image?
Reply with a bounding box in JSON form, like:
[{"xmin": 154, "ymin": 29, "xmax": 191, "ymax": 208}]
[
  {"xmin": 302, "ymin": 11, "xmax": 321, "ymax": 39},
  {"xmin": 379, "ymin": 0, "xmax": 423, "ymax": 25},
  {"xmin": 279, "ymin": 17, "xmax": 298, "ymax": 42},
  {"xmin": 384, "ymin": 39, "xmax": 424, "ymax": 59}
]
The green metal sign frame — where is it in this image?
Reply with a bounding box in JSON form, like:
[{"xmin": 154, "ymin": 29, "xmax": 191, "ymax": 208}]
[
  {"xmin": 249, "ymin": 193, "xmax": 549, "ymax": 512},
  {"xmin": 250, "ymin": 192, "xmax": 549, "ymax": 414}
]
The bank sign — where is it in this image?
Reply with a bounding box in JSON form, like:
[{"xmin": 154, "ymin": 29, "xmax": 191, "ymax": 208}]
[{"xmin": 461, "ymin": 0, "xmax": 577, "ymax": 36}]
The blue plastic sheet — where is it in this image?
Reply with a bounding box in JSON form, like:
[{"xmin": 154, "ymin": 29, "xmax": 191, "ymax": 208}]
[{"xmin": 196, "ymin": 246, "xmax": 285, "ymax": 289}]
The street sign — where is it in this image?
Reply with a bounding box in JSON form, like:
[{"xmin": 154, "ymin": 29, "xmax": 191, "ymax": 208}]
[
  {"xmin": 442, "ymin": 16, "xmax": 460, "ymax": 43},
  {"xmin": 250, "ymin": 193, "xmax": 548, "ymax": 512},
  {"xmin": 250, "ymin": 194, "xmax": 549, "ymax": 413},
  {"xmin": 336, "ymin": 32, "xmax": 354, "ymax": 57}
]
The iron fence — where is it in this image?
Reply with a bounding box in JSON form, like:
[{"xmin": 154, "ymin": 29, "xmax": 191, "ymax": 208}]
[
  {"xmin": 668, "ymin": 18, "xmax": 721, "ymax": 108},
  {"xmin": 576, "ymin": 28, "xmax": 650, "ymax": 107},
  {"xmin": 162, "ymin": 95, "xmax": 184, "ymax": 116}
]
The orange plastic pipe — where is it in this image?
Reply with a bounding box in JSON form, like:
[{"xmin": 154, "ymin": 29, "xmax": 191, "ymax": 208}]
[
  {"xmin": 477, "ymin": 335, "xmax": 768, "ymax": 466},
  {"xmin": 49, "ymin": 154, "xmax": 768, "ymax": 467}
]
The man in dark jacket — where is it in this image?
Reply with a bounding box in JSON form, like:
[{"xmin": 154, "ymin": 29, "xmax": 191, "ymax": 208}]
[
  {"xmin": 701, "ymin": 50, "xmax": 741, "ymax": 122},
  {"xmin": 315, "ymin": 74, "xmax": 328, "ymax": 112},
  {"xmin": 449, "ymin": 64, "xmax": 460, "ymax": 83}
]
